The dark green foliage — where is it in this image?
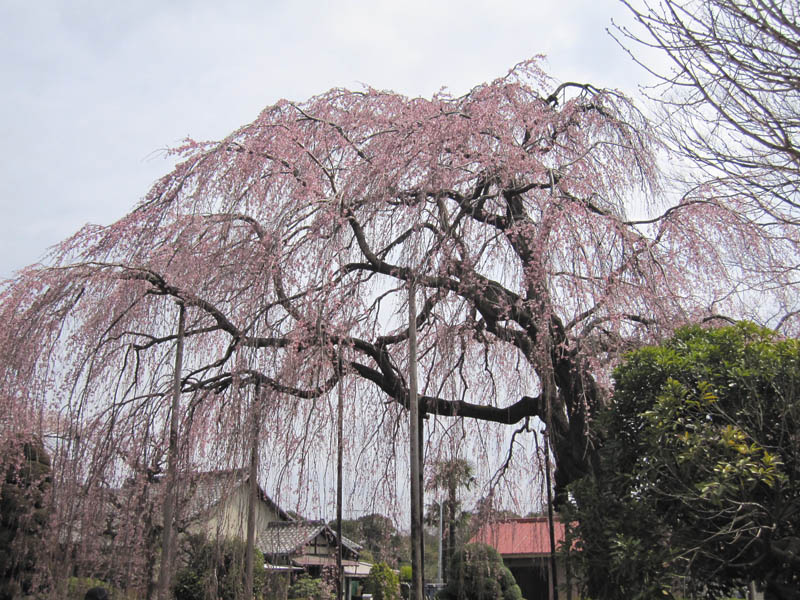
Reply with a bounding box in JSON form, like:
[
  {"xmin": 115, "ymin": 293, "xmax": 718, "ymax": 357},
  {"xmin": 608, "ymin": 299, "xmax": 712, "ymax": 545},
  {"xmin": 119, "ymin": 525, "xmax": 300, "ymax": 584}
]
[
  {"xmin": 566, "ymin": 323, "xmax": 800, "ymax": 599},
  {"xmin": 427, "ymin": 459, "xmax": 474, "ymax": 583},
  {"xmin": 287, "ymin": 574, "xmax": 322, "ymax": 600},
  {"xmin": 173, "ymin": 534, "xmax": 267, "ymax": 600},
  {"xmin": 364, "ymin": 562, "xmax": 400, "ymax": 600},
  {"xmin": 173, "ymin": 567, "xmax": 206, "ymax": 600},
  {"xmin": 84, "ymin": 586, "xmax": 110, "ymax": 600},
  {"xmin": 66, "ymin": 577, "xmax": 113, "ymax": 600},
  {"xmin": 331, "ymin": 514, "xmax": 409, "ymax": 567},
  {"xmin": 262, "ymin": 571, "xmax": 290, "ymax": 600},
  {"xmin": 422, "ymin": 527, "xmax": 442, "ymax": 582},
  {"xmin": 439, "ymin": 543, "xmax": 523, "ymax": 600},
  {"xmin": 64, "ymin": 577, "xmax": 136, "ymax": 600},
  {"xmin": 334, "ymin": 513, "xmax": 440, "ymax": 580},
  {"xmin": 0, "ymin": 436, "xmax": 51, "ymax": 600}
]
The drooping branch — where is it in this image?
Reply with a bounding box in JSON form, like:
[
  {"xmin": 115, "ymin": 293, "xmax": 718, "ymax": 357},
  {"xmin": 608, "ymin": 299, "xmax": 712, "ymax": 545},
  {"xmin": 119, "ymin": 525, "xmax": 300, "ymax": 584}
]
[{"xmin": 2, "ymin": 58, "xmax": 778, "ymax": 532}]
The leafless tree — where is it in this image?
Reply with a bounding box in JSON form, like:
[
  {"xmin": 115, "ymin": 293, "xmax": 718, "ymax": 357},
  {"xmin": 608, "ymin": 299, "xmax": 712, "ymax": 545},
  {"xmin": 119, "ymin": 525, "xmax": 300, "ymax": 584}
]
[{"xmin": 616, "ymin": 0, "xmax": 800, "ymax": 228}]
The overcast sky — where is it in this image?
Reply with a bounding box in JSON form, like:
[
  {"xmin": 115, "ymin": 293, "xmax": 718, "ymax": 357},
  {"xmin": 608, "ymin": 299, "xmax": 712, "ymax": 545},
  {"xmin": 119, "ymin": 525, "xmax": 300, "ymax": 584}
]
[{"xmin": 0, "ymin": 0, "xmax": 653, "ymax": 280}]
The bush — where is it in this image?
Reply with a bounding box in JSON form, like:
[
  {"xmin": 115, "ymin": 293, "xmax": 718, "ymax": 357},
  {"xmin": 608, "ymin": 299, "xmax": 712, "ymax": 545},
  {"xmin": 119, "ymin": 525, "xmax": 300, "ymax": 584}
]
[
  {"xmin": 287, "ymin": 574, "xmax": 322, "ymax": 600},
  {"xmin": 0, "ymin": 437, "xmax": 51, "ymax": 600},
  {"xmin": 364, "ymin": 562, "xmax": 400, "ymax": 600},
  {"xmin": 439, "ymin": 543, "xmax": 522, "ymax": 600},
  {"xmin": 262, "ymin": 571, "xmax": 290, "ymax": 600},
  {"xmin": 173, "ymin": 534, "xmax": 267, "ymax": 600},
  {"xmin": 566, "ymin": 323, "xmax": 800, "ymax": 598},
  {"xmin": 173, "ymin": 568, "xmax": 205, "ymax": 600},
  {"xmin": 66, "ymin": 577, "xmax": 113, "ymax": 600},
  {"xmin": 398, "ymin": 565, "xmax": 412, "ymax": 582}
]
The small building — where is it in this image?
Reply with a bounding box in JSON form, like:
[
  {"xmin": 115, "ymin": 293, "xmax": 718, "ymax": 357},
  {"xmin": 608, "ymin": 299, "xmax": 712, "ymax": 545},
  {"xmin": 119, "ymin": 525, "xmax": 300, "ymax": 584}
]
[
  {"xmin": 179, "ymin": 470, "xmax": 370, "ymax": 599},
  {"xmin": 471, "ymin": 516, "xmax": 574, "ymax": 600},
  {"xmin": 260, "ymin": 520, "xmax": 367, "ymax": 600},
  {"xmin": 180, "ymin": 469, "xmax": 294, "ymax": 542}
]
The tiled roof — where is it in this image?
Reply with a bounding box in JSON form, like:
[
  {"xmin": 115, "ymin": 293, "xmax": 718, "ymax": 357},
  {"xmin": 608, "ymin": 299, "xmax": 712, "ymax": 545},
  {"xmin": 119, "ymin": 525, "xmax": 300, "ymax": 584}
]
[
  {"xmin": 259, "ymin": 521, "xmax": 326, "ymax": 556},
  {"xmin": 181, "ymin": 469, "xmax": 293, "ymax": 523},
  {"xmin": 339, "ymin": 533, "xmax": 362, "ymax": 554},
  {"xmin": 470, "ymin": 517, "xmax": 566, "ymax": 557},
  {"xmin": 259, "ymin": 520, "xmax": 362, "ymax": 558}
]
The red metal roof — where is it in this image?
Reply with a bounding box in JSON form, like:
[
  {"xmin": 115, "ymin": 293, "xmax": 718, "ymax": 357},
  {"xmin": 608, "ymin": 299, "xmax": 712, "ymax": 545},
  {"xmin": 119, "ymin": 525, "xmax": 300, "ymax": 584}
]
[{"xmin": 470, "ymin": 517, "xmax": 566, "ymax": 557}]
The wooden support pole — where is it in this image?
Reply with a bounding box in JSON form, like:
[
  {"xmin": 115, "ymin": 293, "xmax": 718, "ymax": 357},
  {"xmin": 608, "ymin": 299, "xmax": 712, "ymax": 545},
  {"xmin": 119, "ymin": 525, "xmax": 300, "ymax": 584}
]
[
  {"xmin": 245, "ymin": 388, "xmax": 261, "ymax": 599},
  {"xmin": 544, "ymin": 432, "xmax": 559, "ymax": 600},
  {"xmin": 418, "ymin": 409, "xmax": 425, "ymax": 580},
  {"xmin": 336, "ymin": 347, "xmax": 345, "ymax": 600},
  {"xmin": 157, "ymin": 302, "xmax": 185, "ymax": 600},
  {"xmin": 408, "ymin": 281, "xmax": 424, "ymax": 600}
]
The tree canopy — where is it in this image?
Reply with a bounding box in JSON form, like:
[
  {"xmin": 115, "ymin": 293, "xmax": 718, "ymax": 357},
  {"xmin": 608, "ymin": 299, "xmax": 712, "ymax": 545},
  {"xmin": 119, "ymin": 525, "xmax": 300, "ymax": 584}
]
[
  {"xmin": 427, "ymin": 458, "xmax": 475, "ymax": 581},
  {"xmin": 330, "ymin": 514, "xmax": 408, "ymax": 566},
  {"xmin": 0, "ymin": 57, "xmax": 793, "ymax": 590},
  {"xmin": 173, "ymin": 535, "xmax": 268, "ymax": 600},
  {"xmin": 566, "ymin": 323, "xmax": 800, "ymax": 599},
  {"xmin": 364, "ymin": 562, "xmax": 400, "ymax": 600}
]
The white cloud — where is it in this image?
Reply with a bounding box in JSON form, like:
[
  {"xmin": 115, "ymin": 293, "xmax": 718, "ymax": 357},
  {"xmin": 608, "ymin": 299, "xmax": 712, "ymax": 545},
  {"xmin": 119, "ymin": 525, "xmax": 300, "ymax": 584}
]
[{"xmin": 0, "ymin": 0, "xmax": 652, "ymax": 279}]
